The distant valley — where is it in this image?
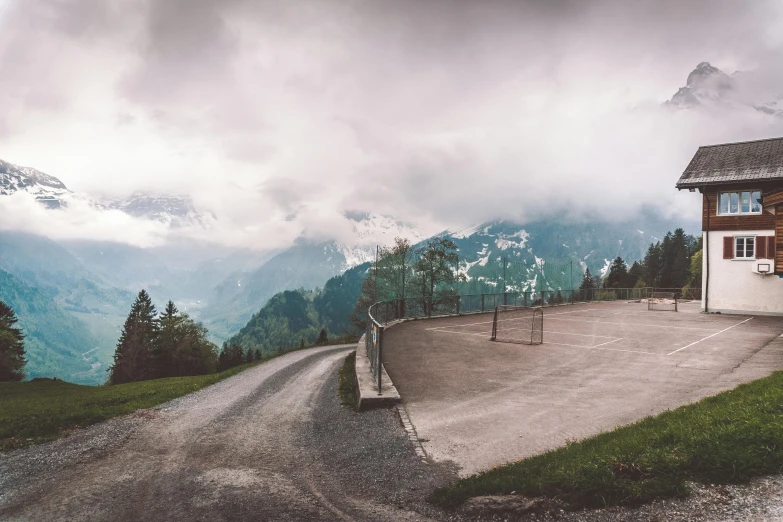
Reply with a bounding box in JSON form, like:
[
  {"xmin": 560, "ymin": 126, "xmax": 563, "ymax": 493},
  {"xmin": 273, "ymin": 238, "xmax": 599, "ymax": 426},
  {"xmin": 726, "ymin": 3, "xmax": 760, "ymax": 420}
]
[{"xmin": 1, "ymin": 157, "xmax": 698, "ymax": 384}]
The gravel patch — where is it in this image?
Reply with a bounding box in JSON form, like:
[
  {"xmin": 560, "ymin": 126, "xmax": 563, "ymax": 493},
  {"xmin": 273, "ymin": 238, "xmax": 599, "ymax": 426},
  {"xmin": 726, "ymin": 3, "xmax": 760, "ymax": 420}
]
[
  {"xmin": 299, "ymin": 354, "xmax": 463, "ymax": 520},
  {"xmin": 0, "ymin": 412, "xmax": 145, "ymax": 507}
]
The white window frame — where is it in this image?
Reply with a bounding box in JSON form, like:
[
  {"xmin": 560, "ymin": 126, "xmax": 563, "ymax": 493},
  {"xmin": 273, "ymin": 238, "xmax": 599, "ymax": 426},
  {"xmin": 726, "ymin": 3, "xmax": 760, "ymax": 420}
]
[
  {"xmin": 718, "ymin": 190, "xmax": 763, "ymax": 216},
  {"xmin": 734, "ymin": 235, "xmax": 756, "ymax": 260}
]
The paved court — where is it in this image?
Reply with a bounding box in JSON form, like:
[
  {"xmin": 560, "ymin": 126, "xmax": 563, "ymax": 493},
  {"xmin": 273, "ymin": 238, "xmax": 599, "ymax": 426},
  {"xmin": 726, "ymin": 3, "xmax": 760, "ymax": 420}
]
[{"xmin": 382, "ymin": 301, "xmax": 783, "ymax": 476}]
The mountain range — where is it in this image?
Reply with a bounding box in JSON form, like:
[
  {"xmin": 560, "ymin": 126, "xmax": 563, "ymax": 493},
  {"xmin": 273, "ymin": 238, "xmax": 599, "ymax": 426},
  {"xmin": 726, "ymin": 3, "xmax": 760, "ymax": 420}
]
[
  {"xmin": 0, "ymin": 160, "xmax": 697, "ymax": 383},
  {"xmin": 3, "ymin": 60, "xmax": 774, "ymax": 383}
]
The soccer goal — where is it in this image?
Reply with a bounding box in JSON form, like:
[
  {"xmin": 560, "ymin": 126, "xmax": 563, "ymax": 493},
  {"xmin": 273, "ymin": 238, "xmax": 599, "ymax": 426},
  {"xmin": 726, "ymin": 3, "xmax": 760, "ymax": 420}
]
[
  {"xmin": 648, "ymin": 292, "xmax": 678, "ymax": 312},
  {"xmin": 491, "ymin": 306, "xmax": 543, "ymax": 345}
]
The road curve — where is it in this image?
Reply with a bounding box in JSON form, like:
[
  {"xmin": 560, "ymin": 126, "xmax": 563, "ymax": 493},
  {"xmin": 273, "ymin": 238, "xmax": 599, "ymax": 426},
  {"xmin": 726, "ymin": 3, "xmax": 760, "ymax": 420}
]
[{"xmin": 0, "ymin": 345, "xmax": 458, "ymax": 522}]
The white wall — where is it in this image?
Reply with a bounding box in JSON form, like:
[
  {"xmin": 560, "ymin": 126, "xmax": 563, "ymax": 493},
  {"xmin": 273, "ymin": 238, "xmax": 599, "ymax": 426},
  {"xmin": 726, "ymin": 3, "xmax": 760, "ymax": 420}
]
[{"xmin": 703, "ymin": 230, "xmax": 783, "ymax": 315}]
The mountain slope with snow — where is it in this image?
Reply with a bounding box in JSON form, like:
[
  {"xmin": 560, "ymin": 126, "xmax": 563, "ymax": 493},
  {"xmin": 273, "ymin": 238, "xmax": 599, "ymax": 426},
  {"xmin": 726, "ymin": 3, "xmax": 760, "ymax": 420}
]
[
  {"xmin": 441, "ymin": 216, "xmax": 698, "ymax": 294},
  {"xmin": 665, "ymin": 62, "xmax": 783, "ymax": 117},
  {"xmin": 0, "ymin": 159, "xmax": 71, "ymax": 208}
]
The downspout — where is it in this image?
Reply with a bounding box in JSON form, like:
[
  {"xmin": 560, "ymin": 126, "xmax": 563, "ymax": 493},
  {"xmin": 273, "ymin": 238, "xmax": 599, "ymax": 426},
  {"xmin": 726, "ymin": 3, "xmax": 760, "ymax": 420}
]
[{"xmin": 704, "ymin": 188, "xmax": 710, "ymax": 313}]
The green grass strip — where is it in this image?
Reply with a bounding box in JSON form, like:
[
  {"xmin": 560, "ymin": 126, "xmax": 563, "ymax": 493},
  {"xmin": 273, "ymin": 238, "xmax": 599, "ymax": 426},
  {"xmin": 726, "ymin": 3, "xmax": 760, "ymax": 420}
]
[
  {"xmin": 432, "ymin": 370, "xmax": 783, "ymax": 510},
  {"xmin": 0, "ymin": 361, "xmax": 264, "ymax": 451},
  {"xmin": 338, "ymin": 351, "xmax": 357, "ymax": 410}
]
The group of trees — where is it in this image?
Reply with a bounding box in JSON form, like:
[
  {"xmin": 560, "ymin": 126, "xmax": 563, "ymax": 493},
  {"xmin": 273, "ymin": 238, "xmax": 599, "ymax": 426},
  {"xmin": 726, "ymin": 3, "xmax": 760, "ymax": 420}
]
[
  {"xmin": 350, "ymin": 236, "xmax": 462, "ymax": 329},
  {"xmin": 0, "ymin": 301, "xmax": 26, "ymax": 382},
  {"xmin": 580, "ymin": 229, "xmax": 702, "ymax": 291},
  {"xmin": 108, "ymin": 290, "xmax": 218, "ymax": 384}
]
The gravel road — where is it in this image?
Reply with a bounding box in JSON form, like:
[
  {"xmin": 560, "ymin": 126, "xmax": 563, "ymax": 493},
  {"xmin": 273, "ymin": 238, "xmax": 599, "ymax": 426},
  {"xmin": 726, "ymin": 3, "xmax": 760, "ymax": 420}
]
[
  {"xmin": 3, "ymin": 343, "xmax": 781, "ymax": 521},
  {"xmin": 0, "ymin": 345, "xmax": 459, "ymax": 522}
]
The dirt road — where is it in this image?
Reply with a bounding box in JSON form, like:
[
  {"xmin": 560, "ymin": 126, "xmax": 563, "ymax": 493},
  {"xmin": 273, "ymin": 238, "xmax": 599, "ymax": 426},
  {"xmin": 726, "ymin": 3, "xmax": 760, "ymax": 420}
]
[{"xmin": 0, "ymin": 345, "xmax": 457, "ymax": 522}]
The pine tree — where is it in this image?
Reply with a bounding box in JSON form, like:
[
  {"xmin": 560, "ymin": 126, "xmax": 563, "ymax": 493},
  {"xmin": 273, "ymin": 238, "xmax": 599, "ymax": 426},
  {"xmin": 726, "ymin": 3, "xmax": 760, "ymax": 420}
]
[
  {"xmin": 317, "ymin": 328, "xmax": 328, "ymax": 345},
  {"xmin": 643, "ymin": 243, "xmax": 663, "ymax": 288},
  {"xmin": 152, "ymin": 301, "xmax": 182, "ymax": 379},
  {"xmin": 579, "ymin": 268, "xmax": 597, "ymax": 291},
  {"xmin": 606, "ymin": 257, "xmax": 629, "ymax": 289},
  {"xmin": 246, "ymin": 349, "xmax": 254, "ymax": 363},
  {"xmin": 0, "ymin": 301, "xmax": 27, "ymax": 382},
  {"xmin": 627, "ymin": 261, "xmax": 645, "ymax": 288},
  {"xmin": 254, "ymin": 348, "xmax": 262, "ymax": 361},
  {"xmin": 300, "ymin": 338, "xmax": 305, "ymax": 349},
  {"xmin": 218, "ymin": 342, "xmax": 230, "ymax": 371},
  {"xmin": 108, "ymin": 290, "xmax": 158, "ymax": 384}
]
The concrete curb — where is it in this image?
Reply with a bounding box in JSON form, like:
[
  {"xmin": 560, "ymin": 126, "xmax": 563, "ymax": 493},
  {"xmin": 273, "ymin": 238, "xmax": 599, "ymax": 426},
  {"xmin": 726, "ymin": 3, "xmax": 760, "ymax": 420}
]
[
  {"xmin": 354, "ymin": 335, "xmax": 400, "ymax": 411},
  {"xmin": 396, "ymin": 405, "xmax": 427, "ymax": 462}
]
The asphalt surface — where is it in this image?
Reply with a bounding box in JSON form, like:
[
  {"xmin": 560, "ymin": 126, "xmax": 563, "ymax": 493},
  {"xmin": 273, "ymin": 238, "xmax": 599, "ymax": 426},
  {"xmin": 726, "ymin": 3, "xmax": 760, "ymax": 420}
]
[
  {"xmin": 383, "ymin": 301, "xmax": 783, "ymax": 476},
  {"xmin": 0, "ymin": 345, "xmax": 459, "ymax": 522}
]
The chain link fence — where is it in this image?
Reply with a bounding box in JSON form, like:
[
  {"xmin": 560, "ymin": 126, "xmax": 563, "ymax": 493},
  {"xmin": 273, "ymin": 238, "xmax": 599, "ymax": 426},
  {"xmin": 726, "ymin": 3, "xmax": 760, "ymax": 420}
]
[{"xmin": 365, "ymin": 287, "xmax": 701, "ymax": 394}]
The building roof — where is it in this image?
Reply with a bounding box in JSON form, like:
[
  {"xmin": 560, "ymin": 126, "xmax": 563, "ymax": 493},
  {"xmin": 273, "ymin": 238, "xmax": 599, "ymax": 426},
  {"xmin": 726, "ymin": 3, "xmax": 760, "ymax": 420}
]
[{"xmin": 676, "ymin": 136, "xmax": 783, "ymax": 189}]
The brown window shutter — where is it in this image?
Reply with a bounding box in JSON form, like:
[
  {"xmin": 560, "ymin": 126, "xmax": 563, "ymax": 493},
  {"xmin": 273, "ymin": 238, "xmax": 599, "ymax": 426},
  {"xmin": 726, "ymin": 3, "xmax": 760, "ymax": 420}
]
[
  {"xmin": 757, "ymin": 236, "xmax": 767, "ymax": 259},
  {"xmin": 767, "ymin": 236, "xmax": 776, "ymax": 260},
  {"xmin": 723, "ymin": 236, "xmax": 734, "ymax": 259}
]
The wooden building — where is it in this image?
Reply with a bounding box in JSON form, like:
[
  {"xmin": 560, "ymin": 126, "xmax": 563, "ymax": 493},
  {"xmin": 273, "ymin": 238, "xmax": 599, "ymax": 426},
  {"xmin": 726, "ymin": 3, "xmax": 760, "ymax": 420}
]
[{"xmin": 676, "ymin": 137, "xmax": 783, "ymax": 315}]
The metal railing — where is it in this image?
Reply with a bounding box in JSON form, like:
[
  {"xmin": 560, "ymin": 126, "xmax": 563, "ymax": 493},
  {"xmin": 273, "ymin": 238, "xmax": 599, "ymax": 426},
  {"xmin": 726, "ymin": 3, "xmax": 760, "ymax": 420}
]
[
  {"xmin": 365, "ymin": 287, "xmax": 701, "ymax": 394},
  {"xmin": 365, "ymin": 307, "xmax": 384, "ymax": 395}
]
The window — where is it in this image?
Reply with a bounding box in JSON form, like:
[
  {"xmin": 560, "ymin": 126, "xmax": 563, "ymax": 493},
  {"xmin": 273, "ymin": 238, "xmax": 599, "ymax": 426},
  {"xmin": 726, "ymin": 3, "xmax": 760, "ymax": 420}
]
[
  {"xmin": 718, "ymin": 190, "xmax": 762, "ymax": 215},
  {"xmin": 735, "ymin": 236, "xmax": 755, "ymax": 259}
]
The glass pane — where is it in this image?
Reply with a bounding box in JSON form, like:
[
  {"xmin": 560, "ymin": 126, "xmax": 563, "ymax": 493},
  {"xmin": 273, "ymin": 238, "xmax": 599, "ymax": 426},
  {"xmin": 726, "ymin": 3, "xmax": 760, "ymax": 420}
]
[
  {"xmin": 741, "ymin": 192, "xmax": 751, "ymax": 213},
  {"xmin": 730, "ymin": 192, "xmax": 739, "ymax": 213},
  {"xmin": 736, "ymin": 237, "xmax": 744, "ymax": 257},
  {"xmin": 747, "ymin": 237, "xmax": 755, "ymax": 258},
  {"xmin": 719, "ymin": 193, "xmax": 729, "ymax": 214},
  {"xmin": 752, "ymin": 191, "xmax": 762, "ymax": 213}
]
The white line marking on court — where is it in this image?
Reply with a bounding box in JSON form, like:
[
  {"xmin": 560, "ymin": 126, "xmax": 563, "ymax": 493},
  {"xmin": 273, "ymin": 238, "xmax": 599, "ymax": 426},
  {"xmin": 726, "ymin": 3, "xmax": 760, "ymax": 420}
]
[
  {"xmin": 592, "ymin": 338, "xmax": 624, "ymax": 348},
  {"xmin": 546, "ymin": 316, "xmax": 717, "ymax": 331},
  {"xmin": 667, "ymin": 317, "xmax": 754, "ymax": 355}
]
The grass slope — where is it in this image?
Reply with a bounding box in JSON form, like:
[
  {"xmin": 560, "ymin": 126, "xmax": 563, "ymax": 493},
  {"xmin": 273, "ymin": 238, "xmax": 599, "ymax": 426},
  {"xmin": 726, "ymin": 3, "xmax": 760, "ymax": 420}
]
[
  {"xmin": 432, "ymin": 370, "xmax": 783, "ymax": 510},
  {"xmin": 0, "ymin": 362, "xmax": 261, "ymax": 451},
  {"xmin": 337, "ymin": 351, "xmax": 357, "ymax": 409},
  {"xmin": 0, "ymin": 268, "xmax": 99, "ymax": 383}
]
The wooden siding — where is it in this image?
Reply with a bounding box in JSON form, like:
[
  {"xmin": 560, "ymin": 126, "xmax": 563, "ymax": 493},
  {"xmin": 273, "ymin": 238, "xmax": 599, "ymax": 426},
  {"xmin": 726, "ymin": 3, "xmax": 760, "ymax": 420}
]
[
  {"xmin": 701, "ymin": 183, "xmax": 783, "ymax": 231},
  {"xmin": 763, "ymin": 190, "xmax": 783, "ymax": 208},
  {"xmin": 777, "ymin": 205, "xmax": 783, "ymax": 275},
  {"xmin": 702, "ymin": 192, "xmax": 776, "ymax": 231}
]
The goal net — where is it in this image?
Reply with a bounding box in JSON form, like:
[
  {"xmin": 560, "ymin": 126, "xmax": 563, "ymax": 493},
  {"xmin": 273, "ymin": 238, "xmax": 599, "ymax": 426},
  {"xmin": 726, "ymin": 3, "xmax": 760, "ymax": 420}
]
[
  {"xmin": 648, "ymin": 292, "xmax": 678, "ymax": 312},
  {"xmin": 491, "ymin": 306, "xmax": 543, "ymax": 345}
]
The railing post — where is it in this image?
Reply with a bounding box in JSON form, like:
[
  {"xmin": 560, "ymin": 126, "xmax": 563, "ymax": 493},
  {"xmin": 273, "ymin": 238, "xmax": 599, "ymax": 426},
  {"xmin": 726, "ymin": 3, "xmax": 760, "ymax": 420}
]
[
  {"xmin": 456, "ymin": 295, "xmax": 461, "ymax": 314},
  {"xmin": 377, "ymin": 326, "xmax": 383, "ymax": 395},
  {"xmin": 481, "ymin": 294, "xmax": 485, "ymax": 312}
]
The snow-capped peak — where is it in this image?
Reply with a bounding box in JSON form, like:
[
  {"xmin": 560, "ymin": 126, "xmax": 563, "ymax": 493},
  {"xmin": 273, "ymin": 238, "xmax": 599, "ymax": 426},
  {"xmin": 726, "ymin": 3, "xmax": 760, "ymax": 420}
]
[
  {"xmin": 665, "ymin": 61, "xmax": 783, "ymax": 117},
  {"xmin": 0, "ymin": 159, "xmax": 71, "ymax": 208},
  {"xmin": 102, "ymin": 191, "xmax": 207, "ymax": 226}
]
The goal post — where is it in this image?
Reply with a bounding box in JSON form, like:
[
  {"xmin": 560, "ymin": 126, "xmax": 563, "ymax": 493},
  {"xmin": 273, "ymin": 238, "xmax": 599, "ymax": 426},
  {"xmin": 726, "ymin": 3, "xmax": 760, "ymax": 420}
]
[
  {"xmin": 491, "ymin": 306, "xmax": 543, "ymax": 345},
  {"xmin": 648, "ymin": 291, "xmax": 678, "ymax": 312}
]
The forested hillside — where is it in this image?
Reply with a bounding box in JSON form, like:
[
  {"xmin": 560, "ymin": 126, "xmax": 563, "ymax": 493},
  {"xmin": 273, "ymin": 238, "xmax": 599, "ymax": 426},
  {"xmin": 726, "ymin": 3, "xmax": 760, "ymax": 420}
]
[
  {"xmin": 0, "ymin": 269, "xmax": 99, "ymax": 383},
  {"xmin": 227, "ymin": 263, "xmax": 368, "ymax": 354}
]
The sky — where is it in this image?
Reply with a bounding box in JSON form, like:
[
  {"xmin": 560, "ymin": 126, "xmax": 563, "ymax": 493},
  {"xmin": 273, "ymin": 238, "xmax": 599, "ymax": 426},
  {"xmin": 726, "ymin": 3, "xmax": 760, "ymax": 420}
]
[{"xmin": 2, "ymin": 0, "xmax": 783, "ymax": 249}]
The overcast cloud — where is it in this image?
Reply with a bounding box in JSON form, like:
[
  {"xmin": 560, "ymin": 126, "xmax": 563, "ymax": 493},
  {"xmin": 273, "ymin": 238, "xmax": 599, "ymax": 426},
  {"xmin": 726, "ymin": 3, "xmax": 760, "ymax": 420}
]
[{"xmin": 2, "ymin": 0, "xmax": 783, "ymax": 249}]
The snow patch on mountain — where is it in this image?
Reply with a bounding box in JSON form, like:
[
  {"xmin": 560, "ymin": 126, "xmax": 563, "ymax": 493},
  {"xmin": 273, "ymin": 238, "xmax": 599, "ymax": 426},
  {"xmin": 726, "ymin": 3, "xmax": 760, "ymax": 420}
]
[
  {"xmin": 337, "ymin": 212, "xmax": 425, "ymax": 269},
  {"xmin": 600, "ymin": 258, "xmax": 612, "ymax": 277},
  {"xmin": 447, "ymin": 223, "xmax": 483, "ymax": 239}
]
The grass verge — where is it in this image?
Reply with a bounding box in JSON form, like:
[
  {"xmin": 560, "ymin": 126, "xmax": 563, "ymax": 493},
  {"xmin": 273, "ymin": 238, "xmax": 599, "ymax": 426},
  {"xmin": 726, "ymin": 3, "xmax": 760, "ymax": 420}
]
[
  {"xmin": 0, "ymin": 361, "xmax": 263, "ymax": 451},
  {"xmin": 431, "ymin": 370, "xmax": 783, "ymax": 510},
  {"xmin": 338, "ymin": 351, "xmax": 357, "ymax": 410}
]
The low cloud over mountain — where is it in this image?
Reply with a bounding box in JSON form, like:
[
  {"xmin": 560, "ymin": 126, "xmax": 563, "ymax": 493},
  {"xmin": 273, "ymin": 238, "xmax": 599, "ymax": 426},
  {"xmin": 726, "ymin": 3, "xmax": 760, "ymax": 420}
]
[{"xmin": 2, "ymin": 1, "xmax": 783, "ymax": 248}]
